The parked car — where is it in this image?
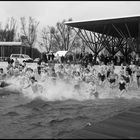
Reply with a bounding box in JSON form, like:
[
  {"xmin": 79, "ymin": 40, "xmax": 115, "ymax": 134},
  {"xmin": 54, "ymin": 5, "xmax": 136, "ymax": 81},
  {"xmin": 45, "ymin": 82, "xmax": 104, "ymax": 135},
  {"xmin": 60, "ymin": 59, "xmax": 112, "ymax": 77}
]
[
  {"xmin": 34, "ymin": 58, "xmax": 40, "ymax": 63},
  {"xmin": 10, "ymin": 54, "xmax": 33, "ymax": 63}
]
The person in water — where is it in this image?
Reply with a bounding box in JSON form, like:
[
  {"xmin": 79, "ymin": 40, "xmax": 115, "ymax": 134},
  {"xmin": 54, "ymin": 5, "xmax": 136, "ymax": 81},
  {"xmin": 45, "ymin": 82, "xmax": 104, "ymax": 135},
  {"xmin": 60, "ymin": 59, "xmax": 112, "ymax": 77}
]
[
  {"xmin": 50, "ymin": 68, "xmax": 57, "ymax": 83},
  {"xmin": 73, "ymin": 71, "xmax": 82, "ymax": 94},
  {"xmin": 130, "ymin": 61, "xmax": 136, "ymax": 83},
  {"xmin": 14, "ymin": 58, "xmax": 20, "ymax": 68},
  {"xmin": 24, "ymin": 76, "xmax": 43, "ymax": 94},
  {"xmin": 0, "ymin": 68, "xmax": 11, "ymax": 88},
  {"xmin": 98, "ymin": 68, "xmax": 106, "ymax": 86},
  {"xmin": 107, "ymin": 70, "xmax": 118, "ymax": 94},
  {"xmin": 89, "ymin": 80, "xmax": 99, "ymax": 99},
  {"xmin": 118, "ymin": 76, "xmax": 127, "ymax": 97},
  {"xmin": 135, "ymin": 65, "xmax": 140, "ymax": 88},
  {"xmin": 108, "ymin": 70, "xmax": 116, "ymax": 87},
  {"xmin": 123, "ymin": 70, "xmax": 131, "ymax": 90}
]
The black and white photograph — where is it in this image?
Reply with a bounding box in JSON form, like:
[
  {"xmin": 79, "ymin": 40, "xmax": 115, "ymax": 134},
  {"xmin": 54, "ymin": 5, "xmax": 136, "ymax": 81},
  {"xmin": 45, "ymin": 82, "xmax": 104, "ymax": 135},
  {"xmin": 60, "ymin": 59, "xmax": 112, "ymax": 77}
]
[{"xmin": 0, "ymin": 1, "xmax": 140, "ymax": 139}]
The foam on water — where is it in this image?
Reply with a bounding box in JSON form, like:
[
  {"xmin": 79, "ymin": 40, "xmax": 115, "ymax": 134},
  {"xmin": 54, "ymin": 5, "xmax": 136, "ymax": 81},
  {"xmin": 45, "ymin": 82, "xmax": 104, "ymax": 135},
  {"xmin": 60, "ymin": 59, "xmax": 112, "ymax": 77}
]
[
  {"xmin": 21, "ymin": 79, "xmax": 92, "ymax": 101},
  {"xmin": 4, "ymin": 75, "xmax": 140, "ymax": 102}
]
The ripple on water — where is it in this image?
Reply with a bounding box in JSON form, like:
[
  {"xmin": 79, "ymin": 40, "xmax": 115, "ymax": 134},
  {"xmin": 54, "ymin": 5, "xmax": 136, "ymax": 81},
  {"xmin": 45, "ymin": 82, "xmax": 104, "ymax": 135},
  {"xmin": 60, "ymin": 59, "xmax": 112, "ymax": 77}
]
[{"xmin": 0, "ymin": 89, "xmax": 140, "ymax": 138}]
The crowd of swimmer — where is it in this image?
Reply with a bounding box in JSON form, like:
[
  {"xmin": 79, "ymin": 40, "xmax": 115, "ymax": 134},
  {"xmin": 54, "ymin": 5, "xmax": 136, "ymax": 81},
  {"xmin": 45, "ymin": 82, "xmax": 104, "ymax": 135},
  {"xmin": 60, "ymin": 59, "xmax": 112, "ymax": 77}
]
[{"xmin": 0, "ymin": 57, "xmax": 140, "ymax": 99}]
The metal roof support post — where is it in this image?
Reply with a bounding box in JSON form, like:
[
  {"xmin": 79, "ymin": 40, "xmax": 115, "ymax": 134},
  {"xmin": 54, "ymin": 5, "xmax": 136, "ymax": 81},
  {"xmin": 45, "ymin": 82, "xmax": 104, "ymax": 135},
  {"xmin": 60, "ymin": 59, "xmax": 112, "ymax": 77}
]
[
  {"xmin": 78, "ymin": 29, "xmax": 95, "ymax": 52},
  {"xmin": 68, "ymin": 28, "xmax": 79, "ymax": 52},
  {"xmin": 125, "ymin": 23, "xmax": 132, "ymax": 38},
  {"xmin": 90, "ymin": 32, "xmax": 94, "ymax": 44},
  {"xmin": 0, "ymin": 46, "xmax": 1, "ymax": 57},
  {"xmin": 1, "ymin": 46, "xmax": 4, "ymax": 58},
  {"xmin": 73, "ymin": 28, "xmax": 93, "ymax": 52},
  {"xmin": 3, "ymin": 47, "xmax": 5, "ymax": 57},
  {"xmin": 0, "ymin": 46, "xmax": 3, "ymax": 58},
  {"xmin": 20, "ymin": 45, "xmax": 23, "ymax": 54},
  {"xmin": 84, "ymin": 30, "xmax": 93, "ymax": 46},
  {"xmin": 112, "ymin": 24, "xmax": 124, "ymax": 38},
  {"xmin": 92, "ymin": 32, "xmax": 98, "ymax": 42},
  {"xmin": 79, "ymin": 29, "xmax": 92, "ymax": 49},
  {"xmin": 137, "ymin": 22, "xmax": 140, "ymax": 57}
]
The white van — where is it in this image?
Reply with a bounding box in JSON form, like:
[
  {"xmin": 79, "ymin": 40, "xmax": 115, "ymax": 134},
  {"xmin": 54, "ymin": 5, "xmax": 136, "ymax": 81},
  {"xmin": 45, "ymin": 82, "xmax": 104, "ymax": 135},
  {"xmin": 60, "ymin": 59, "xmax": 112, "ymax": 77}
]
[{"xmin": 10, "ymin": 54, "xmax": 33, "ymax": 63}]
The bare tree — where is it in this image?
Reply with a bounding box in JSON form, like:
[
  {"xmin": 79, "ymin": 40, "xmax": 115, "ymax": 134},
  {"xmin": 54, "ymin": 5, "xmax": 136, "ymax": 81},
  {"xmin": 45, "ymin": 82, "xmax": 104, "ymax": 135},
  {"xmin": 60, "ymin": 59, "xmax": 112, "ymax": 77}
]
[
  {"xmin": 20, "ymin": 17, "xmax": 39, "ymax": 58},
  {"xmin": 48, "ymin": 18, "xmax": 80, "ymax": 51},
  {"xmin": 49, "ymin": 26, "xmax": 63, "ymax": 51},
  {"xmin": 0, "ymin": 17, "xmax": 17, "ymax": 58},
  {"xmin": 38, "ymin": 27, "xmax": 57, "ymax": 53},
  {"xmin": 0, "ymin": 17, "xmax": 17, "ymax": 41}
]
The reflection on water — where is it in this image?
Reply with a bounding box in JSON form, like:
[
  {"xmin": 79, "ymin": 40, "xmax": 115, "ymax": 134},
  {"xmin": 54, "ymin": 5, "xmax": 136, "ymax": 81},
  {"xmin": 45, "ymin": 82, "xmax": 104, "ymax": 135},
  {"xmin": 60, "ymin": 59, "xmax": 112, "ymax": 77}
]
[{"xmin": 0, "ymin": 88, "xmax": 140, "ymax": 139}]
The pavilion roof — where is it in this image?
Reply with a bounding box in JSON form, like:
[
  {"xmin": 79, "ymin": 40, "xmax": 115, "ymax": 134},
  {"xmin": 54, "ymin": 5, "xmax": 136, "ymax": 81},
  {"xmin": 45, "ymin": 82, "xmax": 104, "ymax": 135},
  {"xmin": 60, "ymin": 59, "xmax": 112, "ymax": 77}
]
[{"xmin": 65, "ymin": 16, "xmax": 140, "ymax": 38}]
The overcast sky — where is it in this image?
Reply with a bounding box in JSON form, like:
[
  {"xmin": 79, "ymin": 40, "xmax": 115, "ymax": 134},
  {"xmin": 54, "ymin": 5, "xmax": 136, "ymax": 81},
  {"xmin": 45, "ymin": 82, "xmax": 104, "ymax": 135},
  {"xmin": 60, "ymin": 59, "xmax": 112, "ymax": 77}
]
[
  {"xmin": 0, "ymin": 1, "xmax": 140, "ymax": 51},
  {"xmin": 0, "ymin": 1, "xmax": 140, "ymax": 29}
]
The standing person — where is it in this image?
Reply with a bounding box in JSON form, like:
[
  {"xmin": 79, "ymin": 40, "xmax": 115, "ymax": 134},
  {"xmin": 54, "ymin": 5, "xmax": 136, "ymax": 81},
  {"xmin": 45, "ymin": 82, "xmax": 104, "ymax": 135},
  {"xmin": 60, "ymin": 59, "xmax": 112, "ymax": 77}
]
[
  {"xmin": 51, "ymin": 52, "xmax": 55, "ymax": 62},
  {"xmin": 37, "ymin": 58, "xmax": 42, "ymax": 75},
  {"xmin": 135, "ymin": 65, "xmax": 140, "ymax": 88},
  {"xmin": 61, "ymin": 56, "xmax": 65, "ymax": 64}
]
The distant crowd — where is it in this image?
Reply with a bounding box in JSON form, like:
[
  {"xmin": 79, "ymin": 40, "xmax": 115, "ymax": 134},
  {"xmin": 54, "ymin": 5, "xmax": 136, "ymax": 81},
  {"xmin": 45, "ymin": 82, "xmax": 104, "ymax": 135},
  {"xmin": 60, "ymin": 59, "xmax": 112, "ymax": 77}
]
[{"xmin": 40, "ymin": 52, "xmax": 140, "ymax": 68}]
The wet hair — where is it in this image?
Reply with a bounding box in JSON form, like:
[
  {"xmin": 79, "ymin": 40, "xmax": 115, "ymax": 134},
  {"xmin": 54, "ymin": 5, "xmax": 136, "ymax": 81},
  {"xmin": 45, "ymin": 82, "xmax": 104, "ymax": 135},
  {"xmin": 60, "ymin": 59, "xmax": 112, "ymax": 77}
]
[
  {"xmin": 42, "ymin": 68, "xmax": 48, "ymax": 73},
  {"xmin": 0, "ymin": 68, "xmax": 3, "ymax": 71},
  {"xmin": 52, "ymin": 68, "xmax": 55, "ymax": 72},
  {"xmin": 76, "ymin": 71, "xmax": 80, "ymax": 76},
  {"xmin": 86, "ymin": 68, "xmax": 90, "ymax": 72},
  {"xmin": 27, "ymin": 68, "xmax": 33, "ymax": 72},
  {"xmin": 30, "ymin": 76, "xmax": 37, "ymax": 82},
  {"xmin": 72, "ymin": 71, "xmax": 76, "ymax": 75}
]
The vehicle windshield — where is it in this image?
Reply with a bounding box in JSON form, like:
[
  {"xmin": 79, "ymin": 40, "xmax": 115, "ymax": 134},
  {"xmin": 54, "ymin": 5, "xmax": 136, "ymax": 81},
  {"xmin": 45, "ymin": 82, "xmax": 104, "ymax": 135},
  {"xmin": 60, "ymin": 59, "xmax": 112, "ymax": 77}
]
[
  {"xmin": 11, "ymin": 54, "xmax": 20, "ymax": 58},
  {"xmin": 23, "ymin": 55, "xmax": 30, "ymax": 58}
]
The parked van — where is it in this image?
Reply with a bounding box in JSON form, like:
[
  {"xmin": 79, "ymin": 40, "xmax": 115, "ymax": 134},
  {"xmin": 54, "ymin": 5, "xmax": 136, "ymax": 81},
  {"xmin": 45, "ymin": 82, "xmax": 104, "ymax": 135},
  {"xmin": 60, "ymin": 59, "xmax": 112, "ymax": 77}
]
[{"xmin": 10, "ymin": 54, "xmax": 33, "ymax": 63}]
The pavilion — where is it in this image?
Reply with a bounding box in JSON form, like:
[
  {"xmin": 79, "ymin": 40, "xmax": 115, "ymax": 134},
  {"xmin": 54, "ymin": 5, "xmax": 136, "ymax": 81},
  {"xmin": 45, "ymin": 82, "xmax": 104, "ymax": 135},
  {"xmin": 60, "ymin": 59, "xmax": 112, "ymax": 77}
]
[{"xmin": 65, "ymin": 16, "xmax": 140, "ymax": 63}]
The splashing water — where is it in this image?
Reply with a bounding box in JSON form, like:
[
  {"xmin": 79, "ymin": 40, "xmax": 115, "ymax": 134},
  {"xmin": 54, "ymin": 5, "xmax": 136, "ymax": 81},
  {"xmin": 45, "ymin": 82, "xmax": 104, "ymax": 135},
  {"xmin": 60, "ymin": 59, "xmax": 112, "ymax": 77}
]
[
  {"xmin": 21, "ymin": 79, "xmax": 92, "ymax": 101},
  {"xmin": 1, "ymin": 70, "xmax": 140, "ymax": 139},
  {"xmin": 3, "ymin": 75, "xmax": 140, "ymax": 102}
]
